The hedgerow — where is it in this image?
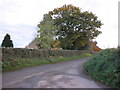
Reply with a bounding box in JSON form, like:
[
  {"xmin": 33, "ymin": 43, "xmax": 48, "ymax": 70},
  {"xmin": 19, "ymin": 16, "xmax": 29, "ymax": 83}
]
[{"xmin": 84, "ymin": 48, "xmax": 120, "ymax": 89}]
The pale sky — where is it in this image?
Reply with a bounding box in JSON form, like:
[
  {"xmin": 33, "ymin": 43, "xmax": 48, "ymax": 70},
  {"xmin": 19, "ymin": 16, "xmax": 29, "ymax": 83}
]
[{"xmin": 0, "ymin": 0, "xmax": 118, "ymax": 49}]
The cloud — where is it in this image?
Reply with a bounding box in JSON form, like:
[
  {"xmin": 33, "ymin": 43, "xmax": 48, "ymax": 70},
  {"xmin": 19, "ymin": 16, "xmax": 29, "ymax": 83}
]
[
  {"xmin": 0, "ymin": 0, "xmax": 119, "ymax": 48},
  {"xmin": 0, "ymin": 24, "xmax": 37, "ymax": 47}
]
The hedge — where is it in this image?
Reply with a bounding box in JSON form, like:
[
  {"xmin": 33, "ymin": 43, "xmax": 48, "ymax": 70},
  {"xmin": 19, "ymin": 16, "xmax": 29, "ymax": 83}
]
[{"xmin": 84, "ymin": 48, "xmax": 120, "ymax": 89}]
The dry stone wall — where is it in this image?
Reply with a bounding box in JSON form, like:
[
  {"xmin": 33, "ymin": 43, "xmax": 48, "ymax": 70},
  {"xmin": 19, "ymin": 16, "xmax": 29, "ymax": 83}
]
[{"xmin": 1, "ymin": 48, "xmax": 89, "ymax": 62}]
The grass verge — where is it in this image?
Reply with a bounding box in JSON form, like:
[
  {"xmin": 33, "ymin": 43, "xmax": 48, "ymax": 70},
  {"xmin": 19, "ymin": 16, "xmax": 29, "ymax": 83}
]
[
  {"xmin": 2, "ymin": 53, "xmax": 92, "ymax": 72},
  {"xmin": 84, "ymin": 48, "xmax": 120, "ymax": 89}
]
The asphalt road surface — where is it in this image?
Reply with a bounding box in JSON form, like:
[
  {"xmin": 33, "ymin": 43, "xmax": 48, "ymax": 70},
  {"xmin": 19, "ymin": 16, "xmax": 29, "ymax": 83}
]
[{"xmin": 2, "ymin": 58, "xmax": 110, "ymax": 88}]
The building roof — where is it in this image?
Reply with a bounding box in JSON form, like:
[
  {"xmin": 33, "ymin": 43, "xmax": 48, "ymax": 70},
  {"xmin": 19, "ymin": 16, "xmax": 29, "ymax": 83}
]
[{"xmin": 25, "ymin": 39, "xmax": 38, "ymax": 49}]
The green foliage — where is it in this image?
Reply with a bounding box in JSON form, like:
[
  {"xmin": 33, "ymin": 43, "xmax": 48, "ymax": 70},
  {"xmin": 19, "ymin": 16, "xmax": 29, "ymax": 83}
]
[
  {"xmin": 2, "ymin": 53, "xmax": 92, "ymax": 72},
  {"xmin": 1, "ymin": 34, "xmax": 14, "ymax": 47},
  {"xmin": 48, "ymin": 4, "xmax": 103, "ymax": 50},
  {"xmin": 84, "ymin": 48, "xmax": 120, "ymax": 89},
  {"xmin": 37, "ymin": 14, "xmax": 57, "ymax": 49}
]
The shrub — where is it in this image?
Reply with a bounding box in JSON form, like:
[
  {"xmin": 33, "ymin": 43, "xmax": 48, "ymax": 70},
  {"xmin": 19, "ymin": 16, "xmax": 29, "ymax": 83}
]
[{"xmin": 84, "ymin": 48, "xmax": 120, "ymax": 89}]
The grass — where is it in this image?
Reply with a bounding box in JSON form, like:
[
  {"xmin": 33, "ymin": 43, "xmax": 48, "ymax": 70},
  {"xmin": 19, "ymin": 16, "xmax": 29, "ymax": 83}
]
[
  {"xmin": 2, "ymin": 53, "xmax": 92, "ymax": 72},
  {"xmin": 84, "ymin": 48, "xmax": 120, "ymax": 89}
]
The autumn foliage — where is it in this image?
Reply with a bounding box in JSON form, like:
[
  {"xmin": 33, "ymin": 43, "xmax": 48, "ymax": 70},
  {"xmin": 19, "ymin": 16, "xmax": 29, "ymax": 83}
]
[
  {"xmin": 37, "ymin": 4, "xmax": 102, "ymax": 50},
  {"xmin": 90, "ymin": 41, "xmax": 102, "ymax": 52}
]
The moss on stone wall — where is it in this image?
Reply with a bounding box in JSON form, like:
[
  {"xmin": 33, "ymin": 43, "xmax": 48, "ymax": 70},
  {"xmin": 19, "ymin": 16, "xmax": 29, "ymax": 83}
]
[{"xmin": 1, "ymin": 48, "xmax": 89, "ymax": 62}]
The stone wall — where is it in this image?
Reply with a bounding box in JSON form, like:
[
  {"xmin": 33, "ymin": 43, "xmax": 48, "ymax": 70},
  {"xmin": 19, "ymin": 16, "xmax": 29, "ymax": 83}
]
[{"xmin": 1, "ymin": 48, "xmax": 89, "ymax": 62}]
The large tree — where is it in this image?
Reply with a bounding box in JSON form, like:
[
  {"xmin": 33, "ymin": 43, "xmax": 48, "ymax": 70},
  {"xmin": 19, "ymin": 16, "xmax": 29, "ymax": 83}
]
[
  {"xmin": 48, "ymin": 4, "xmax": 103, "ymax": 50},
  {"xmin": 37, "ymin": 14, "xmax": 57, "ymax": 49},
  {"xmin": 1, "ymin": 34, "xmax": 14, "ymax": 47}
]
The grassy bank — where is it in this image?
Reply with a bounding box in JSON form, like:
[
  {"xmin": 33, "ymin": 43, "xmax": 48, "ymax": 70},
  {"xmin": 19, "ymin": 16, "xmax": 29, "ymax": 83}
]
[
  {"xmin": 2, "ymin": 53, "xmax": 92, "ymax": 72},
  {"xmin": 84, "ymin": 48, "xmax": 120, "ymax": 89}
]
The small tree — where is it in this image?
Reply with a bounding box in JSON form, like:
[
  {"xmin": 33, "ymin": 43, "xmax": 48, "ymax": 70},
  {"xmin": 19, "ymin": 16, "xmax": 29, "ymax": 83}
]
[
  {"xmin": 37, "ymin": 14, "xmax": 57, "ymax": 49},
  {"xmin": 1, "ymin": 34, "xmax": 14, "ymax": 47}
]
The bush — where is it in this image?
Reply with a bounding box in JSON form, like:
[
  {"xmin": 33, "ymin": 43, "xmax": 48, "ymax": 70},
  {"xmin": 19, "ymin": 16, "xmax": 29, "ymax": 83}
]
[{"xmin": 84, "ymin": 48, "xmax": 120, "ymax": 89}]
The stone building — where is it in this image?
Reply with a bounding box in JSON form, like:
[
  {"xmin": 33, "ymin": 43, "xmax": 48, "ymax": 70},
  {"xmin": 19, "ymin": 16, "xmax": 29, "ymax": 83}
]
[{"xmin": 25, "ymin": 39, "xmax": 38, "ymax": 49}]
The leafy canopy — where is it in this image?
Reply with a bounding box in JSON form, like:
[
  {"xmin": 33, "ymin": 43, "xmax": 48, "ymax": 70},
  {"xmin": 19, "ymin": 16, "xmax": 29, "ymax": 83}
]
[
  {"xmin": 37, "ymin": 14, "xmax": 57, "ymax": 49},
  {"xmin": 37, "ymin": 4, "xmax": 103, "ymax": 50},
  {"xmin": 48, "ymin": 4, "xmax": 102, "ymax": 50}
]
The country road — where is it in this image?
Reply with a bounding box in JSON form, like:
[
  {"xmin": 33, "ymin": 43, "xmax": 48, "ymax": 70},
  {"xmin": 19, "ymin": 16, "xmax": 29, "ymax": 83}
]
[{"xmin": 2, "ymin": 58, "xmax": 110, "ymax": 88}]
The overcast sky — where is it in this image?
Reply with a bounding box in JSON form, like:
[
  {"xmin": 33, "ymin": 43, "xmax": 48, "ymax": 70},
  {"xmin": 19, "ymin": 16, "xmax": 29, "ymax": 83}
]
[{"xmin": 0, "ymin": 0, "xmax": 119, "ymax": 49}]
